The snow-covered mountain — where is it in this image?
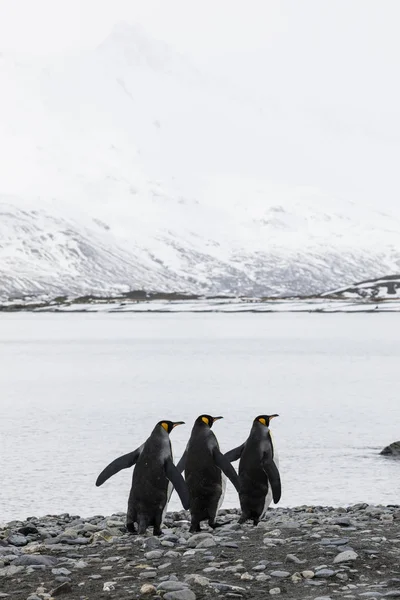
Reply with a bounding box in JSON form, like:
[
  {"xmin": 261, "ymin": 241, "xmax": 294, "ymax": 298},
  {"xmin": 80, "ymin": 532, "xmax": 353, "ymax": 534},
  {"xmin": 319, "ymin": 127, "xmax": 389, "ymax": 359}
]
[{"xmin": 1, "ymin": 23, "xmax": 400, "ymax": 299}]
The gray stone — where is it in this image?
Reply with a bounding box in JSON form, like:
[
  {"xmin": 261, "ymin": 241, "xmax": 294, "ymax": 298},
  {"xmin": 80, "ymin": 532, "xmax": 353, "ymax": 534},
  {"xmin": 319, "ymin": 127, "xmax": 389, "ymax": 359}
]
[
  {"xmin": 0, "ymin": 565, "xmax": 25, "ymax": 577},
  {"xmin": 315, "ymin": 569, "xmax": 336, "ymax": 578},
  {"xmin": 157, "ymin": 581, "xmax": 188, "ymax": 592},
  {"xmin": 333, "ymin": 550, "xmax": 358, "ymax": 563},
  {"xmin": 145, "ymin": 550, "xmax": 164, "ymax": 560},
  {"xmin": 52, "ymin": 567, "xmax": 72, "ymax": 576},
  {"xmin": 6, "ymin": 534, "xmax": 27, "ymax": 547},
  {"xmin": 270, "ymin": 570, "xmax": 290, "ymax": 578},
  {"xmin": 252, "ymin": 564, "xmax": 267, "ymax": 571},
  {"xmin": 187, "ymin": 533, "xmax": 214, "ymax": 548},
  {"xmin": 286, "ymin": 553, "xmax": 305, "ymax": 564},
  {"xmin": 163, "ymin": 591, "xmax": 196, "ymax": 600},
  {"xmin": 184, "ymin": 574, "xmax": 210, "ymax": 586},
  {"xmin": 14, "ymin": 554, "xmax": 56, "ymax": 567},
  {"xmin": 143, "ymin": 537, "xmax": 161, "ymax": 550}
]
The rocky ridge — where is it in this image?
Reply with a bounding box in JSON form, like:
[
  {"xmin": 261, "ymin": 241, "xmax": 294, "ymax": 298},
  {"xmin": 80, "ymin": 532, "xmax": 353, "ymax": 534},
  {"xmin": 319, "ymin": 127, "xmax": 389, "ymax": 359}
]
[{"xmin": 1, "ymin": 504, "xmax": 400, "ymax": 600}]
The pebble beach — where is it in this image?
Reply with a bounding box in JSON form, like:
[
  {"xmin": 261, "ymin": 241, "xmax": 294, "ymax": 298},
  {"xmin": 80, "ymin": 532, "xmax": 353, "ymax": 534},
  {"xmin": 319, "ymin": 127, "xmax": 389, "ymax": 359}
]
[{"xmin": 1, "ymin": 504, "xmax": 400, "ymax": 600}]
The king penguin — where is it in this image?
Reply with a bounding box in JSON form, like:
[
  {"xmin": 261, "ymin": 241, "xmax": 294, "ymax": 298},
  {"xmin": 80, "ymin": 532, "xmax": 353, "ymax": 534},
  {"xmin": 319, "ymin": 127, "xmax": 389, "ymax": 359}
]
[
  {"xmin": 177, "ymin": 415, "xmax": 240, "ymax": 533},
  {"xmin": 225, "ymin": 414, "xmax": 281, "ymax": 525},
  {"xmin": 95, "ymin": 420, "xmax": 189, "ymax": 536}
]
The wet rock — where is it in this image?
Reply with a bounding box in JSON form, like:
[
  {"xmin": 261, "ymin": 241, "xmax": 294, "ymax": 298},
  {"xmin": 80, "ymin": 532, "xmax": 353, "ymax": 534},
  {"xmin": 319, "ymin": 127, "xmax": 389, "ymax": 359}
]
[{"xmin": 380, "ymin": 441, "xmax": 400, "ymax": 456}]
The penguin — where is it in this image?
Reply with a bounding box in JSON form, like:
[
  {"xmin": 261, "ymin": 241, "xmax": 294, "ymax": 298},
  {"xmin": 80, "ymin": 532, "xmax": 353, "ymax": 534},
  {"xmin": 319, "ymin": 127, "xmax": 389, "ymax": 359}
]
[
  {"xmin": 95, "ymin": 420, "xmax": 189, "ymax": 536},
  {"xmin": 177, "ymin": 415, "xmax": 240, "ymax": 533},
  {"xmin": 224, "ymin": 414, "xmax": 281, "ymax": 525}
]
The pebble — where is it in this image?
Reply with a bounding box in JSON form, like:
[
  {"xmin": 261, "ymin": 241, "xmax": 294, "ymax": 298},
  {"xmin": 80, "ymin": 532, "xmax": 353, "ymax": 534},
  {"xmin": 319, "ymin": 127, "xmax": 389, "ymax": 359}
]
[
  {"xmin": 334, "ymin": 550, "xmax": 359, "ymax": 563},
  {"xmin": 140, "ymin": 583, "xmax": 157, "ymax": 595},
  {"xmin": 145, "ymin": 550, "xmax": 164, "ymax": 560},
  {"xmin": 157, "ymin": 581, "xmax": 189, "ymax": 592},
  {"xmin": 0, "ymin": 505, "xmax": 398, "ymax": 600}
]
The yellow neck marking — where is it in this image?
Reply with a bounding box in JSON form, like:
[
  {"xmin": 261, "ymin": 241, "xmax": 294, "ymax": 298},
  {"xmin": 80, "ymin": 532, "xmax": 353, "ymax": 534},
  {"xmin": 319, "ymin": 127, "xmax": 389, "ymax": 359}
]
[
  {"xmin": 202, "ymin": 416, "xmax": 209, "ymax": 425},
  {"xmin": 161, "ymin": 422, "xmax": 169, "ymax": 431}
]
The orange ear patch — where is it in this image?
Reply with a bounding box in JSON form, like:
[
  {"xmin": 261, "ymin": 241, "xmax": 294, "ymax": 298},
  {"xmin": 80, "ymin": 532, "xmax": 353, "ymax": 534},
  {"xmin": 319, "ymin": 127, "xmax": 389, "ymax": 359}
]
[
  {"xmin": 202, "ymin": 416, "xmax": 209, "ymax": 425},
  {"xmin": 258, "ymin": 417, "xmax": 267, "ymax": 426},
  {"xmin": 161, "ymin": 422, "xmax": 169, "ymax": 431}
]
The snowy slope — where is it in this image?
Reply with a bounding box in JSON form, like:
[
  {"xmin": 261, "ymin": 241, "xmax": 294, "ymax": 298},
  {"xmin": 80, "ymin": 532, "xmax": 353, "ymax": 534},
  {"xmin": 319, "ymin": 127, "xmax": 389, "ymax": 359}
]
[{"xmin": 1, "ymin": 24, "xmax": 400, "ymax": 299}]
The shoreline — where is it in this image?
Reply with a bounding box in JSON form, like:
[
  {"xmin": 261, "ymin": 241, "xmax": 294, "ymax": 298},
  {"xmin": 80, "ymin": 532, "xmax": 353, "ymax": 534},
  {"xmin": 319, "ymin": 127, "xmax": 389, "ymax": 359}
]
[{"xmin": 1, "ymin": 504, "xmax": 400, "ymax": 599}]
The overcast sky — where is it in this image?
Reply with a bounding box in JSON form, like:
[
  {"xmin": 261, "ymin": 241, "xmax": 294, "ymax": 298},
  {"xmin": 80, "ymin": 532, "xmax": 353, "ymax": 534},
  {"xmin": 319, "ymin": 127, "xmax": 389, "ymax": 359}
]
[{"xmin": 1, "ymin": 0, "xmax": 399, "ymax": 213}]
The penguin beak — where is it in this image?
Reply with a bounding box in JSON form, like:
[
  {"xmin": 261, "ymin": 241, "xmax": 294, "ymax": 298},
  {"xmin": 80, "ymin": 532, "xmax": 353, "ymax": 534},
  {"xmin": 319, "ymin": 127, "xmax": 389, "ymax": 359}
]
[
  {"xmin": 269, "ymin": 414, "xmax": 279, "ymax": 420},
  {"xmin": 212, "ymin": 416, "xmax": 223, "ymax": 423},
  {"xmin": 172, "ymin": 422, "xmax": 185, "ymax": 428}
]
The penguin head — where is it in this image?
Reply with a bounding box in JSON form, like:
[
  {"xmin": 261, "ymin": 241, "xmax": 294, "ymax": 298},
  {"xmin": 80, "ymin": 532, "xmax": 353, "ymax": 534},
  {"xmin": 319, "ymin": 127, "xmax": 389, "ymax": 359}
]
[
  {"xmin": 255, "ymin": 414, "xmax": 279, "ymax": 427},
  {"xmin": 196, "ymin": 415, "xmax": 223, "ymax": 428},
  {"xmin": 158, "ymin": 421, "xmax": 185, "ymax": 434}
]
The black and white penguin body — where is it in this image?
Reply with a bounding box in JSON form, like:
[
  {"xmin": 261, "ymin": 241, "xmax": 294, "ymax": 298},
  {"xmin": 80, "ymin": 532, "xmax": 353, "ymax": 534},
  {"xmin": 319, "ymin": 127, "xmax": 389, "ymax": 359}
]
[
  {"xmin": 96, "ymin": 421, "xmax": 189, "ymax": 535},
  {"xmin": 178, "ymin": 415, "xmax": 240, "ymax": 533},
  {"xmin": 225, "ymin": 415, "xmax": 281, "ymax": 525}
]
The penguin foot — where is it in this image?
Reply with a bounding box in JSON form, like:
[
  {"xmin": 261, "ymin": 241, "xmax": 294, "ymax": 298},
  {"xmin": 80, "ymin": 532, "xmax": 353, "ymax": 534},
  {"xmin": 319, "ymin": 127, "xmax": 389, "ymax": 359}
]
[{"xmin": 126, "ymin": 522, "xmax": 137, "ymax": 534}]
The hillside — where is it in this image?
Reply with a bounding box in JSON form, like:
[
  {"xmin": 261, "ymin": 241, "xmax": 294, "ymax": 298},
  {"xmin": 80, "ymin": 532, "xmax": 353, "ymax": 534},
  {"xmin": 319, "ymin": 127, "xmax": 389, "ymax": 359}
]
[{"xmin": 1, "ymin": 24, "xmax": 400, "ymax": 299}]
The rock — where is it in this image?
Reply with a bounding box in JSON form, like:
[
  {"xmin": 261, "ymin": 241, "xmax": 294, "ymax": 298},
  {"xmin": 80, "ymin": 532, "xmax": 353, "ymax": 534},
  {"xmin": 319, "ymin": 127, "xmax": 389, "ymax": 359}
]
[
  {"xmin": 0, "ymin": 565, "xmax": 25, "ymax": 577},
  {"xmin": 163, "ymin": 591, "xmax": 196, "ymax": 600},
  {"xmin": 380, "ymin": 441, "xmax": 400, "ymax": 456},
  {"xmin": 252, "ymin": 564, "xmax": 267, "ymax": 571},
  {"xmin": 140, "ymin": 584, "xmax": 157, "ymax": 595},
  {"xmin": 143, "ymin": 537, "xmax": 161, "ymax": 550},
  {"xmin": 270, "ymin": 570, "xmax": 290, "ymax": 578},
  {"xmin": 157, "ymin": 582, "xmax": 188, "ymax": 592},
  {"xmin": 18, "ymin": 526, "xmax": 38, "ymax": 535},
  {"xmin": 52, "ymin": 567, "xmax": 72, "ymax": 576},
  {"xmin": 333, "ymin": 550, "xmax": 358, "ymax": 563},
  {"xmin": 144, "ymin": 550, "xmax": 164, "ymax": 560},
  {"xmin": 269, "ymin": 588, "xmax": 281, "ymax": 595},
  {"xmin": 302, "ymin": 570, "xmax": 315, "ymax": 579},
  {"xmin": 6, "ymin": 534, "xmax": 28, "ymax": 547},
  {"xmin": 103, "ymin": 581, "xmax": 117, "ymax": 591},
  {"xmin": 184, "ymin": 574, "xmax": 210, "ymax": 586},
  {"xmin": 14, "ymin": 554, "xmax": 55, "ymax": 567},
  {"xmin": 187, "ymin": 533, "xmax": 214, "ymax": 548},
  {"xmin": 50, "ymin": 582, "xmax": 73, "ymax": 596},
  {"xmin": 315, "ymin": 569, "xmax": 336, "ymax": 578},
  {"xmin": 286, "ymin": 553, "xmax": 305, "ymax": 564}
]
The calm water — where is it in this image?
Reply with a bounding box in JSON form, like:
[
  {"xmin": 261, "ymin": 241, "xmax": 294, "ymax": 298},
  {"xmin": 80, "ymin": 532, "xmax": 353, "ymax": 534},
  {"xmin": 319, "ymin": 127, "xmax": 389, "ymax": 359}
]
[{"xmin": 1, "ymin": 312, "xmax": 399, "ymax": 523}]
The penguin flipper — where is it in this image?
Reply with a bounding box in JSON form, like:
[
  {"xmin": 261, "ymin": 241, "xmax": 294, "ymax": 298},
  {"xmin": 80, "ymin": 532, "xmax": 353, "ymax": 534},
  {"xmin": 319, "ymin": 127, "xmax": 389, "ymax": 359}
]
[
  {"xmin": 213, "ymin": 448, "xmax": 241, "ymax": 493},
  {"xmin": 95, "ymin": 446, "xmax": 142, "ymax": 487},
  {"xmin": 224, "ymin": 444, "xmax": 245, "ymax": 462},
  {"xmin": 176, "ymin": 450, "xmax": 187, "ymax": 474},
  {"xmin": 165, "ymin": 457, "xmax": 190, "ymax": 510},
  {"xmin": 262, "ymin": 459, "xmax": 281, "ymax": 504}
]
